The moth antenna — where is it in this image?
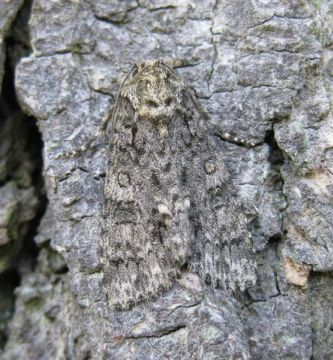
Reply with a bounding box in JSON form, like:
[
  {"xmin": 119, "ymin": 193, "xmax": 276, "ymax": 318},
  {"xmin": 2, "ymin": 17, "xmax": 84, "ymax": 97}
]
[{"xmin": 107, "ymin": 64, "xmax": 139, "ymax": 135}]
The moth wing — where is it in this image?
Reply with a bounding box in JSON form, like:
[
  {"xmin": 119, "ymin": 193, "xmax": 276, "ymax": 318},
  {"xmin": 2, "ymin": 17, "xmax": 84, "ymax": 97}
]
[
  {"xmin": 185, "ymin": 110, "xmax": 257, "ymax": 292},
  {"xmin": 103, "ymin": 63, "xmax": 256, "ymax": 311},
  {"xmin": 103, "ymin": 93, "xmax": 188, "ymax": 310}
]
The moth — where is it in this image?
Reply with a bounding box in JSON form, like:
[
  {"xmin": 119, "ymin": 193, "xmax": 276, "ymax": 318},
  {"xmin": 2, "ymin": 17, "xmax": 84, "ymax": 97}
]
[{"xmin": 102, "ymin": 60, "xmax": 256, "ymax": 310}]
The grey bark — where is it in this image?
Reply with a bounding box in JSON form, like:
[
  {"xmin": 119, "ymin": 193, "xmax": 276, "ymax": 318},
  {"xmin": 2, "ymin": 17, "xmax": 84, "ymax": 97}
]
[{"xmin": 0, "ymin": 0, "xmax": 333, "ymax": 359}]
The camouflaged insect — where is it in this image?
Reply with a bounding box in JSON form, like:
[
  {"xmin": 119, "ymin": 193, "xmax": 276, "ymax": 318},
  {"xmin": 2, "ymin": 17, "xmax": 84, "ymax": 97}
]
[{"xmin": 102, "ymin": 60, "xmax": 256, "ymax": 310}]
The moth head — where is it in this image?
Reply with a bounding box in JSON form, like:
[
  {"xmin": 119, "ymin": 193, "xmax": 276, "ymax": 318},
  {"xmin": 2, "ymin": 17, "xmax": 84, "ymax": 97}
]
[{"xmin": 121, "ymin": 61, "xmax": 186, "ymax": 124}]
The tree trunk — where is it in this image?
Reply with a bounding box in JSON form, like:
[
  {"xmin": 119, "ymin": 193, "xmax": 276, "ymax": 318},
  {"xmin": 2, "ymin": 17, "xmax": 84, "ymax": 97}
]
[{"xmin": 1, "ymin": 0, "xmax": 333, "ymax": 359}]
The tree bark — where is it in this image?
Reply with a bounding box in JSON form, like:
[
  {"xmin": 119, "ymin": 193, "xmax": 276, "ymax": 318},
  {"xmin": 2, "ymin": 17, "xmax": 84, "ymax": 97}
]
[{"xmin": 1, "ymin": 0, "xmax": 333, "ymax": 359}]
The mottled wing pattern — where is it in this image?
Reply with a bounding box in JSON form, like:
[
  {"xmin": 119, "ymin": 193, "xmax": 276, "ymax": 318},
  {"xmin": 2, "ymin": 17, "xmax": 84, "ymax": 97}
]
[
  {"xmin": 185, "ymin": 110, "xmax": 257, "ymax": 290},
  {"xmin": 102, "ymin": 61, "xmax": 256, "ymax": 310},
  {"xmin": 103, "ymin": 95, "xmax": 192, "ymax": 309}
]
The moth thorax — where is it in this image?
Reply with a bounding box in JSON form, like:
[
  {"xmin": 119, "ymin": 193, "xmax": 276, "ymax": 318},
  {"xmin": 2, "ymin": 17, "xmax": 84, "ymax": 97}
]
[{"xmin": 137, "ymin": 90, "xmax": 178, "ymax": 125}]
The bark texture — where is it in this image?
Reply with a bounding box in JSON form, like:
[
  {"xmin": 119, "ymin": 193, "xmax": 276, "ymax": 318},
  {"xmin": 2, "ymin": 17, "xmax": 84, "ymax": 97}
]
[{"xmin": 1, "ymin": 0, "xmax": 333, "ymax": 359}]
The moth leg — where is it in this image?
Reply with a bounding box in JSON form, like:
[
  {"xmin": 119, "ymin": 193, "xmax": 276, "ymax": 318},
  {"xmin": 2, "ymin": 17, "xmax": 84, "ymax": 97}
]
[
  {"xmin": 214, "ymin": 130, "xmax": 256, "ymax": 148},
  {"xmin": 159, "ymin": 58, "xmax": 194, "ymax": 70},
  {"xmin": 54, "ymin": 135, "xmax": 102, "ymax": 159}
]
